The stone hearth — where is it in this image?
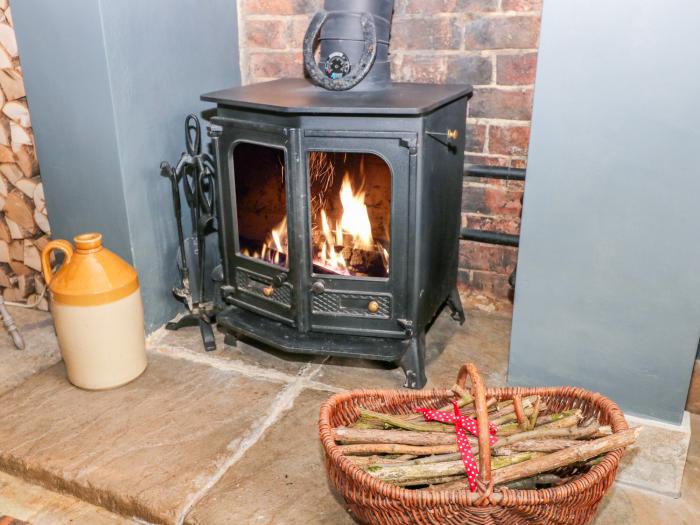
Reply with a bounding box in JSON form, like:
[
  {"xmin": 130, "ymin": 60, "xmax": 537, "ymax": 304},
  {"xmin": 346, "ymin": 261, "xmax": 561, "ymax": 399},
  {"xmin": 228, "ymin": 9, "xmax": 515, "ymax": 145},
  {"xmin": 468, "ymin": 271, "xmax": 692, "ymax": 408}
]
[{"xmin": 0, "ymin": 306, "xmax": 697, "ymax": 525}]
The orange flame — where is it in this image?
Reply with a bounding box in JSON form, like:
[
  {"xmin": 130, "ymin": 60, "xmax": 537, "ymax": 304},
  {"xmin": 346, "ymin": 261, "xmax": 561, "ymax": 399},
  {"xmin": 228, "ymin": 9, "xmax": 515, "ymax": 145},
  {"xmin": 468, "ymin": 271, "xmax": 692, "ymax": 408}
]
[
  {"xmin": 314, "ymin": 172, "xmax": 376, "ymax": 274},
  {"xmin": 253, "ymin": 158, "xmax": 388, "ymax": 277}
]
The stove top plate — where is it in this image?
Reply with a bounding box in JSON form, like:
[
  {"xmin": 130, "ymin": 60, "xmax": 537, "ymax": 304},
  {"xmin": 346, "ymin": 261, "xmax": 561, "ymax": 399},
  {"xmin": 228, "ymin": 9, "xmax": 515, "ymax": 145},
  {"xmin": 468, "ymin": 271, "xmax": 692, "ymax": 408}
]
[{"xmin": 202, "ymin": 78, "xmax": 472, "ymax": 116}]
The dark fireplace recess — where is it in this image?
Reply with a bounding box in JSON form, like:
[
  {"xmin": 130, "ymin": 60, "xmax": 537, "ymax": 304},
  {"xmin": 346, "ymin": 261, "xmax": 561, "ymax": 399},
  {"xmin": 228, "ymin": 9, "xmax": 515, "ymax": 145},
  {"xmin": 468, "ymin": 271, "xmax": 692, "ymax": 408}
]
[{"xmin": 202, "ymin": 1, "xmax": 471, "ymax": 388}]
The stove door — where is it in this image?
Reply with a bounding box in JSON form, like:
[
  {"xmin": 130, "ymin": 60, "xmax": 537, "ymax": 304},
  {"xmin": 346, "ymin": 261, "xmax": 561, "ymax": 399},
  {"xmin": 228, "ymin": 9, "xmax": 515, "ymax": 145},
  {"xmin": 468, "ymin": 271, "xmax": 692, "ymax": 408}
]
[
  {"xmin": 302, "ymin": 131, "xmax": 414, "ymax": 338},
  {"xmin": 217, "ymin": 119, "xmax": 296, "ymax": 325}
]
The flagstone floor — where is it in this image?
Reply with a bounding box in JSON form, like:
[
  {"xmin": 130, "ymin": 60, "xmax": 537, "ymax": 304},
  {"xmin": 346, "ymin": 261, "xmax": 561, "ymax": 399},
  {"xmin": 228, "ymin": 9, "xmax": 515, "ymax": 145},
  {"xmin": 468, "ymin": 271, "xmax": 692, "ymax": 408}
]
[{"xmin": 0, "ymin": 306, "xmax": 698, "ymax": 524}]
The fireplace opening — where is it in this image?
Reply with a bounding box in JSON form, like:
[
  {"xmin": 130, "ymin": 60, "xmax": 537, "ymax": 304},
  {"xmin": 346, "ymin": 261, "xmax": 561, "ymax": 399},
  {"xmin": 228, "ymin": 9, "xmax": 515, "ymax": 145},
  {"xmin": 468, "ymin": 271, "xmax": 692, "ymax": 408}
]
[
  {"xmin": 308, "ymin": 151, "xmax": 391, "ymax": 278},
  {"xmin": 233, "ymin": 142, "xmax": 288, "ymax": 267}
]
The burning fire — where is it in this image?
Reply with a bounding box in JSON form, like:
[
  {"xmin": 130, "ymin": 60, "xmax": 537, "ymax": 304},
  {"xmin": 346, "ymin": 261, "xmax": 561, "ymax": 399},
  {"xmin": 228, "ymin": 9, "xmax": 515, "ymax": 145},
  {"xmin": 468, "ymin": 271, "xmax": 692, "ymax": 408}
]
[
  {"xmin": 245, "ymin": 154, "xmax": 389, "ymax": 277},
  {"xmin": 242, "ymin": 217, "xmax": 288, "ymax": 266},
  {"xmin": 315, "ymin": 172, "xmax": 382, "ymax": 275}
]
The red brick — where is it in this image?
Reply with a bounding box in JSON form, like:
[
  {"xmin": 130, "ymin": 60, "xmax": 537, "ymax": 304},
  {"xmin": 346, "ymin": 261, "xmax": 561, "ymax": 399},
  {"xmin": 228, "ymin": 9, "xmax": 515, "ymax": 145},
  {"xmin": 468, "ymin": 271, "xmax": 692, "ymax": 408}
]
[
  {"xmin": 459, "ymin": 241, "xmax": 517, "ymax": 273},
  {"xmin": 289, "ymin": 15, "xmax": 314, "ymax": 49},
  {"xmin": 488, "ymin": 125, "xmax": 531, "ymax": 156},
  {"xmin": 463, "ymin": 214, "xmax": 521, "ymax": 235},
  {"xmin": 483, "ymin": 186, "xmax": 523, "ymax": 216},
  {"xmin": 248, "ymin": 51, "xmax": 303, "ymax": 80},
  {"xmin": 460, "ymin": 269, "xmax": 514, "ymax": 299},
  {"xmin": 464, "ymin": 15, "xmax": 541, "ymax": 50},
  {"xmin": 502, "ymin": 0, "xmax": 543, "ymax": 12},
  {"xmin": 460, "ymin": 0, "xmax": 500, "ymax": 11},
  {"xmin": 243, "ymin": 0, "xmax": 321, "ymax": 15},
  {"xmin": 463, "ymin": 174, "xmax": 525, "ymax": 191},
  {"xmin": 396, "ymin": 0, "xmax": 498, "ymax": 14},
  {"xmin": 465, "ymin": 156, "xmax": 528, "ymax": 170},
  {"xmin": 395, "ymin": 55, "xmax": 447, "ymax": 83},
  {"xmin": 497, "ymin": 52, "xmax": 538, "ymax": 85},
  {"xmin": 465, "ymin": 124, "xmax": 487, "ymax": 154},
  {"xmin": 464, "ymin": 154, "xmax": 510, "ymax": 167},
  {"xmin": 445, "ymin": 55, "xmax": 492, "ymax": 85},
  {"xmin": 462, "ymin": 182, "xmax": 523, "ymax": 216},
  {"xmin": 392, "ymin": 18, "xmax": 462, "ymax": 50},
  {"xmin": 395, "ymin": 0, "xmax": 446, "ymax": 14},
  {"xmin": 245, "ymin": 19, "xmax": 289, "ymax": 49},
  {"xmin": 469, "ymin": 87, "xmax": 533, "ymax": 120}
]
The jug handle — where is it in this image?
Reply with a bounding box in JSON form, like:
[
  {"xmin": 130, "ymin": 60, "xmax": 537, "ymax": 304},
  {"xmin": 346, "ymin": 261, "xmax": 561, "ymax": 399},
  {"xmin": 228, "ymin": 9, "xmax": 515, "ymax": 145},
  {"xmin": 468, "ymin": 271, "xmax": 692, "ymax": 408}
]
[{"xmin": 41, "ymin": 240, "xmax": 74, "ymax": 285}]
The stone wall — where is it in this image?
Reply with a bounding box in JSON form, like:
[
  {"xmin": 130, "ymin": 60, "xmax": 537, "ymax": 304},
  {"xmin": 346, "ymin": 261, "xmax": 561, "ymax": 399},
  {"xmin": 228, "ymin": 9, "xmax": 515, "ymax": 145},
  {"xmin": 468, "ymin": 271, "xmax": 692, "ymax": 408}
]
[
  {"xmin": 238, "ymin": 0, "xmax": 543, "ymax": 310},
  {"xmin": 0, "ymin": 0, "xmax": 49, "ymax": 309}
]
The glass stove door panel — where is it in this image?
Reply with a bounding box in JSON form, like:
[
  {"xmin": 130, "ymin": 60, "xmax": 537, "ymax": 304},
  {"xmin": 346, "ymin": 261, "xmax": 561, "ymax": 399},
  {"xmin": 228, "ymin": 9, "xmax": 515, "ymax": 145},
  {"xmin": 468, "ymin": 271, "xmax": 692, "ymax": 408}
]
[
  {"xmin": 303, "ymin": 133, "xmax": 413, "ymax": 337},
  {"xmin": 224, "ymin": 125, "xmax": 296, "ymax": 325},
  {"xmin": 233, "ymin": 142, "xmax": 289, "ymax": 268},
  {"xmin": 309, "ymin": 151, "xmax": 391, "ymax": 279}
]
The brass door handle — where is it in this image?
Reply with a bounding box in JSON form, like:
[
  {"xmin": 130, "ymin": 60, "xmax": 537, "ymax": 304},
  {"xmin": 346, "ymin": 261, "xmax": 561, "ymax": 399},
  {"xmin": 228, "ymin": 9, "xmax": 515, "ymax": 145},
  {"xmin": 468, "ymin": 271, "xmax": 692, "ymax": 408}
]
[{"xmin": 427, "ymin": 129, "xmax": 459, "ymax": 141}]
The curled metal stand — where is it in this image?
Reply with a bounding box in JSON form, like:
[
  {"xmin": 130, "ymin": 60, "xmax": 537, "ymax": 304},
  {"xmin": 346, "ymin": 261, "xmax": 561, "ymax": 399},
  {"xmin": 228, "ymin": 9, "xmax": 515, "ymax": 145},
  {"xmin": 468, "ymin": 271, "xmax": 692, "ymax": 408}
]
[
  {"xmin": 0, "ymin": 296, "xmax": 25, "ymax": 350},
  {"xmin": 160, "ymin": 115, "xmax": 219, "ymax": 352}
]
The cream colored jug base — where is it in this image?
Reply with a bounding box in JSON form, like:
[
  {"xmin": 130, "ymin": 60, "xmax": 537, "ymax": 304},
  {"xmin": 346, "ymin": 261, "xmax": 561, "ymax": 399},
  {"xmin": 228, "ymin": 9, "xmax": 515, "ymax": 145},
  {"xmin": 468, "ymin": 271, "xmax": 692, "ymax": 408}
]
[{"xmin": 51, "ymin": 290, "xmax": 148, "ymax": 390}]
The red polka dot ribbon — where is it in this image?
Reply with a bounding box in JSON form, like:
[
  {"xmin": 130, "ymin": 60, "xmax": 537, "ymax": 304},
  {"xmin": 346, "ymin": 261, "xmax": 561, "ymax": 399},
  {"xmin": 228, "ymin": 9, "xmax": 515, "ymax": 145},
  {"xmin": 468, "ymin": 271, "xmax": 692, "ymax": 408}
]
[{"xmin": 416, "ymin": 401, "xmax": 498, "ymax": 492}]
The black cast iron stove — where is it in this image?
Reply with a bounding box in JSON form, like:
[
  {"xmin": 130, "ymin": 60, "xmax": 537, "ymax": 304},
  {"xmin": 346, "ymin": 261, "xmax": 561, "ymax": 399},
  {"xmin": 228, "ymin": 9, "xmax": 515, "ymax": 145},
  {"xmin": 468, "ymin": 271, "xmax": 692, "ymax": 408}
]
[{"xmin": 203, "ymin": 0, "xmax": 471, "ymax": 388}]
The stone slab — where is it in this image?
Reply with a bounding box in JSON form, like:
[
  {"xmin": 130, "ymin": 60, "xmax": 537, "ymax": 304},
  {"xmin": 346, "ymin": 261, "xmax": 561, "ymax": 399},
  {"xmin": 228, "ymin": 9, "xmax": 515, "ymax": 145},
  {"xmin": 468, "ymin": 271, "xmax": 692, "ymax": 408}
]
[
  {"xmin": 0, "ymin": 307, "xmax": 60, "ymax": 396},
  {"xmin": 0, "ymin": 354, "xmax": 286, "ymax": 525},
  {"xmin": 615, "ymin": 411, "xmax": 692, "ymax": 497},
  {"xmin": 152, "ymin": 320, "xmax": 315, "ymax": 376},
  {"xmin": 312, "ymin": 309, "xmax": 511, "ymax": 391},
  {"xmin": 185, "ymin": 388, "xmax": 354, "ymax": 525},
  {"xmin": 0, "ymin": 470, "xmax": 135, "ymax": 525},
  {"xmin": 593, "ymin": 413, "xmax": 699, "ymax": 525}
]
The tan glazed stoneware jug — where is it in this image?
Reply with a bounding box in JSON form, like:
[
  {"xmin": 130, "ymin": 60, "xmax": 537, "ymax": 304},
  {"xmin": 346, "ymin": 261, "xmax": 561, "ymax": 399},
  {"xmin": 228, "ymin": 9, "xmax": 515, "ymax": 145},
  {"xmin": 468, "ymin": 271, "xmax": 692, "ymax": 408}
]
[{"xmin": 41, "ymin": 233, "xmax": 148, "ymax": 390}]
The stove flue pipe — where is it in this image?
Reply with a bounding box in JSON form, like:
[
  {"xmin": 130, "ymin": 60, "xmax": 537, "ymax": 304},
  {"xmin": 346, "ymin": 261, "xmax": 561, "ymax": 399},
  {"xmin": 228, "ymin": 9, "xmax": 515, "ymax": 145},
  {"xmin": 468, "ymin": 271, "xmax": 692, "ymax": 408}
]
[{"xmin": 303, "ymin": 0, "xmax": 394, "ymax": 91}]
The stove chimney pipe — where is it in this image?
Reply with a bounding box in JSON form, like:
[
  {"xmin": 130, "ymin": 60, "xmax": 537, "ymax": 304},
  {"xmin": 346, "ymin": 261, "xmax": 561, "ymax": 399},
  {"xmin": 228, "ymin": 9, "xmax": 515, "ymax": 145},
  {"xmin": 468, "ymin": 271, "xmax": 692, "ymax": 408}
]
[{"xmin": 303, "ymin": 0, "xmax": 394, "ymax": 91}]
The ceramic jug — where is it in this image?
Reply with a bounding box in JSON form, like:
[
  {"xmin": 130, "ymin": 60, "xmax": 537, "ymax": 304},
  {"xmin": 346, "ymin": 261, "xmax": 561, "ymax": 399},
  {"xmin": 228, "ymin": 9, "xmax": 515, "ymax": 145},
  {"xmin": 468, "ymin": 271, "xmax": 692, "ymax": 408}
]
[{"xmin": 41, "ymin": 233, "xmax": 147, "ymax": 390}]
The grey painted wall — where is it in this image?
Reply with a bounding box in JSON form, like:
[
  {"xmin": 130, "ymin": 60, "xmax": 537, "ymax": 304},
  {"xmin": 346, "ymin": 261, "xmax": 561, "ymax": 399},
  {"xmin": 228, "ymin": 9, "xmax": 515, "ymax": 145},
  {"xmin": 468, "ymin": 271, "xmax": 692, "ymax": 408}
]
[
  {"xmin": 13, "ymin": 0, "xmax": 241, "ymax": 331},
  {"xmin": 509, "ymin": 0, "xmax": 700, "ymax": 424},
  {"xmin": 11, "ymin": 1, "xmax": 132, "ymax": 260}
]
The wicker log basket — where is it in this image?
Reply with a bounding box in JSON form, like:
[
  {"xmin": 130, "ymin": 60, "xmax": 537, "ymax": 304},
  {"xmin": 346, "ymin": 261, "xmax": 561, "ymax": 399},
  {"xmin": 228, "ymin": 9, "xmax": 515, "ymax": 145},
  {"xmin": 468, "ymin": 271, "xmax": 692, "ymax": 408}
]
[{"xmin": 319, "ymin": 363, "xmax": 630, "ymax": 524}]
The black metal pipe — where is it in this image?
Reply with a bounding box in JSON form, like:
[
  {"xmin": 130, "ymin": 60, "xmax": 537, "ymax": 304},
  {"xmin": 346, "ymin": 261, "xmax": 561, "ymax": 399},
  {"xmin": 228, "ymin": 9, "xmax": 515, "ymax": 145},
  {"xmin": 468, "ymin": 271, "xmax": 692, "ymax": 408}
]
[
  {"xmin": 460, "ymin": 228, "xmax": 519, "ymax": 247},
  {"xmin": 464, "ymin": 164, "xmax": 526, "ymax": 181}
]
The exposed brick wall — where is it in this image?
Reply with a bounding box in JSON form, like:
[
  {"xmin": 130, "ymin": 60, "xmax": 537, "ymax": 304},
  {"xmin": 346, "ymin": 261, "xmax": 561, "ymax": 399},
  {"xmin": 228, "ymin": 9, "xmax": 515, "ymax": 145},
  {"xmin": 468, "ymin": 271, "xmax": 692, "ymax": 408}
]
[{"xmin": 238, "ymin": 0, "xmax": 543, "ymax": 310}]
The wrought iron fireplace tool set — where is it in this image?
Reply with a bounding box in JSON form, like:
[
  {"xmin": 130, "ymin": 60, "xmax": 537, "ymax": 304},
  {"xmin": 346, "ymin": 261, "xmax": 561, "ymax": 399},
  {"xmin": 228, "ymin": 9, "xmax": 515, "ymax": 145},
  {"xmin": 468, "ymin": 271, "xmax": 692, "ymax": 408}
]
[{"xmin": 160, "ymin": 115, "xmax": 218, "ymax": 351}]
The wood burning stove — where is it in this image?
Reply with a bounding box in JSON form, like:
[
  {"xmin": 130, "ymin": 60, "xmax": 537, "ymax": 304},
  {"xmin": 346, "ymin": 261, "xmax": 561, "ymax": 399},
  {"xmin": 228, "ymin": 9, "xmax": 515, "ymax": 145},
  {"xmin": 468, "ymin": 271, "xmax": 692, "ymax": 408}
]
[{"xmin": 201, "ymin": 1, "xmax": 471, "ymax": 388}]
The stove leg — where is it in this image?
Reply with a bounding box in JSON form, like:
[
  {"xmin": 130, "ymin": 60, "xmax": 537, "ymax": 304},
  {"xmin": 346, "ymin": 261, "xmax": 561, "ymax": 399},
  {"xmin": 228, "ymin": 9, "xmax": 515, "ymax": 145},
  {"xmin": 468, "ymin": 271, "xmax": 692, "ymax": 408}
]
[
  {"xmin": 446, "ymin": 287, "xmax": 466, "ymax": 325},
  {"xmin": 399, "ymin": 332, "xmax": 427, "ymax": 389},
  {"xmin": 224, "ymin": 332, "xmax": 238, "ymax": 347}
]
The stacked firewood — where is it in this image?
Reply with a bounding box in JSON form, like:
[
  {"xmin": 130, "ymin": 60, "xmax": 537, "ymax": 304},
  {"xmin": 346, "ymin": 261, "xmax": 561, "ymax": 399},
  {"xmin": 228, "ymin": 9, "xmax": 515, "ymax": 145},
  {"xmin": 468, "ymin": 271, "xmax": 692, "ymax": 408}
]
[
  {"xmin": 0, "ymin": 1, "xmax": 49, "ymax": 310},
  {"xmin": 333, "ymin": 390, "xmax": 640, "ymax": 490}
]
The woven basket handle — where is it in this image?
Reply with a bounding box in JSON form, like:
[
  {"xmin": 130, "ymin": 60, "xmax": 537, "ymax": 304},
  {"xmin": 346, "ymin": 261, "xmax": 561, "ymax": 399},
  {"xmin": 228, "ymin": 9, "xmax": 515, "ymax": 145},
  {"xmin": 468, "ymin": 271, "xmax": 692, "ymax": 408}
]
[{"xmin": 455, "ymin": 363, "xmax": 492, "ymax": 489}]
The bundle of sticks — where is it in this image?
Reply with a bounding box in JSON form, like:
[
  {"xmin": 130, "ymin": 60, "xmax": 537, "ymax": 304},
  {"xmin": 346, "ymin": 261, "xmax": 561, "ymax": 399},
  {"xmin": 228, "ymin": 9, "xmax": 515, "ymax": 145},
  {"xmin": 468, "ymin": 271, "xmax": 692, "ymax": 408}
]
[{"xmin": 333, "ymin": 387, "xmax": 640, "ymax": 491}]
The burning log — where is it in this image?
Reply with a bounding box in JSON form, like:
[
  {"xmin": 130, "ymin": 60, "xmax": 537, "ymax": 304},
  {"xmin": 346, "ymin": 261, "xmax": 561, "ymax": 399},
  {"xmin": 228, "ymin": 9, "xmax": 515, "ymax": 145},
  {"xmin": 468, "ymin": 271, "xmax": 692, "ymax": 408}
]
[{"xmin": 341, "ymin": 246, "xmax": 386, "ymax": 276}]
